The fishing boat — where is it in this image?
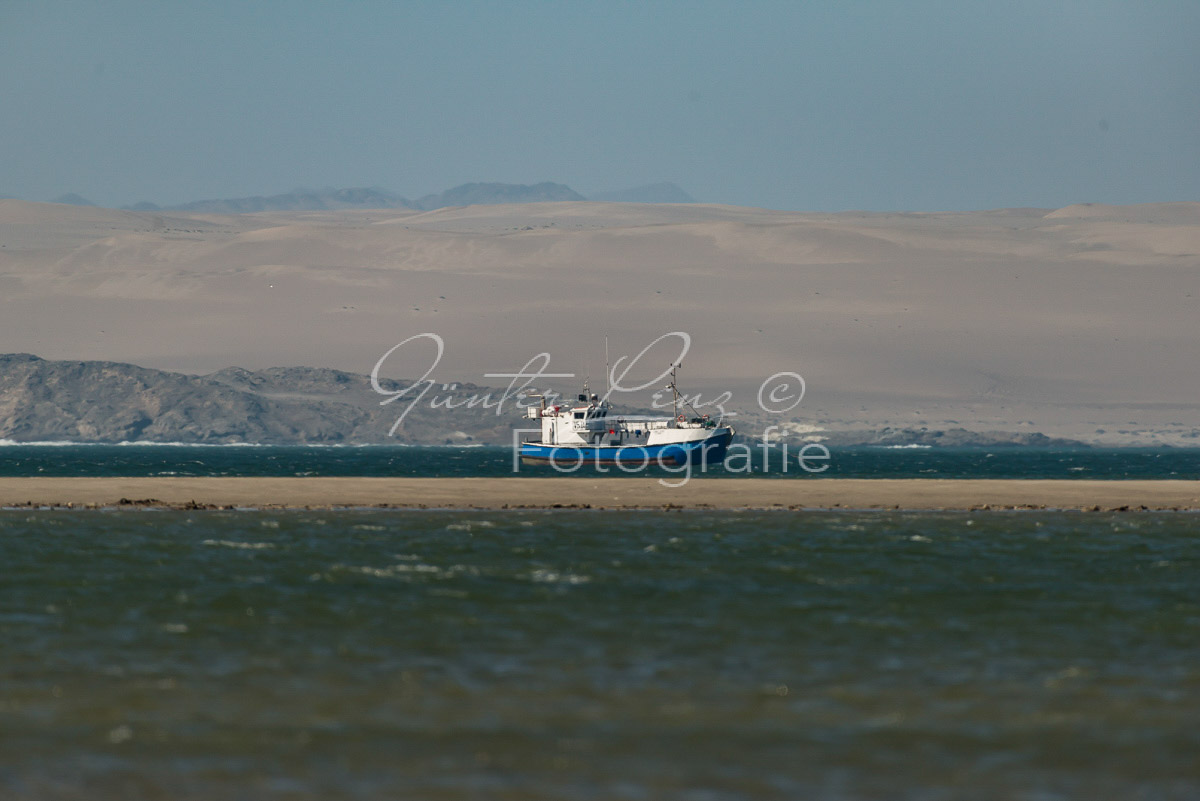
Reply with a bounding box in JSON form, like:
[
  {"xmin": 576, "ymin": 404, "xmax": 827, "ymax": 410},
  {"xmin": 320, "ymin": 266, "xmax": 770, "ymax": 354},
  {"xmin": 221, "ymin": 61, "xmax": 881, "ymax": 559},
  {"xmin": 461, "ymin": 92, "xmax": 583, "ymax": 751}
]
[{"xmin": 519, "ymin": 367, "xmax": 733, "ymax": 468}]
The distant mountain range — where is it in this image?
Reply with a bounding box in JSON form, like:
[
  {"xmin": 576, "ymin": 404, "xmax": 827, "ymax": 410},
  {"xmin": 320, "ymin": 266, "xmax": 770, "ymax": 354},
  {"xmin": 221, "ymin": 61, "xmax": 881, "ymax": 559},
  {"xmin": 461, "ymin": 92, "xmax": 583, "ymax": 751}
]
[
  {"xmin": 37, "ymin": 181, "xmax": 695, "ymax": 213},
  {"xmin": 130, "ymin": 187, "xmax": 410, "ymax": 214},
  {"xmin": 411, "ymin": 181, "xmax": 585, "ymax": 210}
]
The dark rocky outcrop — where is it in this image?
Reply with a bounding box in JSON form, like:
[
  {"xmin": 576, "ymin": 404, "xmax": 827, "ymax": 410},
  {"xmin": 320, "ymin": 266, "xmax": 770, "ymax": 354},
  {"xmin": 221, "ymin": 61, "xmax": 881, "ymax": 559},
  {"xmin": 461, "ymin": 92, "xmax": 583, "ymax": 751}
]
[{"xmin": 0, "ymin": 354, "xmax": 523, "ymax": 444}]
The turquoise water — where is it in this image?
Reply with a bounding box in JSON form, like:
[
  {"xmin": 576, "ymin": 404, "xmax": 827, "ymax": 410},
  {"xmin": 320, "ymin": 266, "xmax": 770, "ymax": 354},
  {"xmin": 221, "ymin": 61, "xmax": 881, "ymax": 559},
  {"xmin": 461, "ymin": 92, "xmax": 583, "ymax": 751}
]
[
  {"xmin": 1, "ymin": 444, "xmax": 1198, "ymax": 479},
  {"xmin": 3, "ymin": 509, "xmax": 1198, "ymax": 799}
]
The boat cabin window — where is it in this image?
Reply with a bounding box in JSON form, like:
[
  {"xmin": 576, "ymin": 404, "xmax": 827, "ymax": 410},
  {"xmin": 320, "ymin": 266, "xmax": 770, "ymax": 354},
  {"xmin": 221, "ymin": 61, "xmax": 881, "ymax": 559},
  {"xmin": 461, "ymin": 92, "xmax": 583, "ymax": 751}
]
[{"xmin": 574, "ymin": 412, "xmax": 584, "ymax": 419}]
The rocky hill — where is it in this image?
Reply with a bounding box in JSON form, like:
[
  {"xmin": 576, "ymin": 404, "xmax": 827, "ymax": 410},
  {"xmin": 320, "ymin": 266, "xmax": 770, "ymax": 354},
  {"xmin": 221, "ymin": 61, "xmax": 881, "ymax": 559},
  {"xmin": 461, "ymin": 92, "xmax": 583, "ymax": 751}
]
[{"xmin": 0, "ymin": 354, "xmax": 523, "ymax": 445}]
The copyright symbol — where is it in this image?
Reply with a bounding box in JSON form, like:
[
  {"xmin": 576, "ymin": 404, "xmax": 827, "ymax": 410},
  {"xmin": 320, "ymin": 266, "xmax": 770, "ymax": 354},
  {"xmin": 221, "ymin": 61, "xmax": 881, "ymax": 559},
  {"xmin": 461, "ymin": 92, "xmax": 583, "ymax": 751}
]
[{"xmin": 757, "ymin": 371, "xmax": 806, "ymax": 414}]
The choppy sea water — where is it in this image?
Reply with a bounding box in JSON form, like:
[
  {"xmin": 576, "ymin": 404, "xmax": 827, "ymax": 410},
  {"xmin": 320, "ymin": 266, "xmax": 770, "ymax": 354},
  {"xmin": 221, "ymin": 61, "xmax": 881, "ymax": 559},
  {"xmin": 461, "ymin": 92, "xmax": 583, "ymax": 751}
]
[
  {"xmin": 1, "ymin": 444, "xmax": 1198, "ymax": 479},
  {"xmin": 3, "ymin": 509, "xmax": 1198, "ymax": 800}
]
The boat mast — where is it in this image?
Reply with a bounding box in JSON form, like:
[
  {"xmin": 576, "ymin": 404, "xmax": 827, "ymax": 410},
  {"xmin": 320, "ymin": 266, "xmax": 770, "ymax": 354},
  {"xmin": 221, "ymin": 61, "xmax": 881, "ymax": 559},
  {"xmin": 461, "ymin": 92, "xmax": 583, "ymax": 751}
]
[
  {"xmin": 669, "ymin": 363, "xmax": 680, "ymax": 420},
  {"xmin": 604, "ymin": 336, "xmax": 610, "ymax": 401}
]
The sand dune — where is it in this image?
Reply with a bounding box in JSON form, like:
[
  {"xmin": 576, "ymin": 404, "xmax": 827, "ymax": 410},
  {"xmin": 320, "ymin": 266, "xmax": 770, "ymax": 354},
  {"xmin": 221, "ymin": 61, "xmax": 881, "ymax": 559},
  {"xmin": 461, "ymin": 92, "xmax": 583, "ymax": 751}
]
[{"xmin": 1, "ymin": 199, "xmax": 1198, "ymax": 444}]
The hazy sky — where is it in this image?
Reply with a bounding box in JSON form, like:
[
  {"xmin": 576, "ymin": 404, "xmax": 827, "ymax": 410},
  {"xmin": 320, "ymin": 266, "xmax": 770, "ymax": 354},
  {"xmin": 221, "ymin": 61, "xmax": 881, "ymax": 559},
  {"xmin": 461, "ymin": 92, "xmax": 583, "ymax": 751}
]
[{"xmin": 2, "ymin": 1, "xmax": 1197, "ymax": 210}]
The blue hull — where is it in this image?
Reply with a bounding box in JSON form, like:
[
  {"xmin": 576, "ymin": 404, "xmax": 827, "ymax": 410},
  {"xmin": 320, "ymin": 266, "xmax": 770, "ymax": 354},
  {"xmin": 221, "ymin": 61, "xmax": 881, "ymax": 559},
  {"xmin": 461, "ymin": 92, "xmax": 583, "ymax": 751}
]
[{"xmin": 520, "ymin": 429, "xmax": 733, "ymax": 469}]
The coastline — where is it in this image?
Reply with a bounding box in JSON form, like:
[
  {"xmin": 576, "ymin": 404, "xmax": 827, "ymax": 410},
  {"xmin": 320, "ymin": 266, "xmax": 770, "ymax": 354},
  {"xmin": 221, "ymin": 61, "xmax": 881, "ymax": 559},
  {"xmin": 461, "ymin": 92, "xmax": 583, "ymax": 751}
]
[{"xmin": 2, "ymin": 477, "xmax": 1200, "ymax": 511}]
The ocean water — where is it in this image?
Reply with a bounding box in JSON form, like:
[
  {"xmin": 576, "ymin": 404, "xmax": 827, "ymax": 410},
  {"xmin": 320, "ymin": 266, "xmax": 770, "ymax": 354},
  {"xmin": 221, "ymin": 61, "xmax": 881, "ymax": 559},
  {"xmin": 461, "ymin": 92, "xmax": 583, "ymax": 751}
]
[
  {"xmin": 1, "ymin": 443, "xmax": 1198, "ymax": 479},
  {"xmin": 2, "ymin": 509, "xmax": 1198, "ymax": 800}
]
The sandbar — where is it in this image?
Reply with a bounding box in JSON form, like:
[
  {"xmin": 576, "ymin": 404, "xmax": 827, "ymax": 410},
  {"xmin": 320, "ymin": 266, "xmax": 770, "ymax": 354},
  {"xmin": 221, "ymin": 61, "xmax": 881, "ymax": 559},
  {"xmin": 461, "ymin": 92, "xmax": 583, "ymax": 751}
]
[{"xmin": 2, "ymin": 477, "xmax": 1199, "ymax": 511}]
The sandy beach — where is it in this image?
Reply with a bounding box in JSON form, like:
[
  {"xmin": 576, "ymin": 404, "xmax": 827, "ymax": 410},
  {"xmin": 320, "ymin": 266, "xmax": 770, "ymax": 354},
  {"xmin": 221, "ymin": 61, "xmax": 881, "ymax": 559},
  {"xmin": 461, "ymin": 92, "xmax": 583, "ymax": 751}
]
[{"xmin": 3, "ymin": 477, "xmax": 1199, "ymax": 511}]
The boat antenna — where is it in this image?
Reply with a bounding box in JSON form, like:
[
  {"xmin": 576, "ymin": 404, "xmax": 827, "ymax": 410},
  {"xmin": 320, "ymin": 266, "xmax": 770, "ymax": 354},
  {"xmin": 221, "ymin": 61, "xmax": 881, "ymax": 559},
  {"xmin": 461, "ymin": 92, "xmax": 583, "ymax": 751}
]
[{"xmin": 604, "ymin": 335, "xmax": 610, "ymax": 400}]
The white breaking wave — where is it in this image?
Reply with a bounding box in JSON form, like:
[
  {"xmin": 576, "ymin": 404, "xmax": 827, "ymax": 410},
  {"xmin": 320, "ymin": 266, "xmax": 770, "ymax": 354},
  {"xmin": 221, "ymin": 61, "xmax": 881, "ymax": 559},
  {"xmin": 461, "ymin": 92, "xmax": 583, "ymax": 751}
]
[
  {"xmin": 0, "ymin": 439, "xmax": 83, "ymax": 447},
  {"xmin": 0, "ymin": 440, "xmax": 414, "ymax": 447},
  {"xmin": 0, "ymin": 439, "xmax": 508, "ymax": 448},
  {"xmin": 0, "ymin": 439, "xmax": 265, "ymax": 447},
  {"xmin": 201, "ymin": 539, "xmax": 275, "ymax": 550},
  {"xmin": 115, "ymin": 441, "xmax": 264, "ymax": 447}
]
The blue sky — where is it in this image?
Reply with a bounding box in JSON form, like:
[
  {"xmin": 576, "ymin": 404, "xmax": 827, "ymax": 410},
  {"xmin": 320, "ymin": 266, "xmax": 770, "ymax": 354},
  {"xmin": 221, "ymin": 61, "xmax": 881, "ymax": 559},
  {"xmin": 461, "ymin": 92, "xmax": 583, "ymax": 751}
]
[{"xmin": 2, "ymin": 0, "xmax": 1197, "ymax": 210}]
